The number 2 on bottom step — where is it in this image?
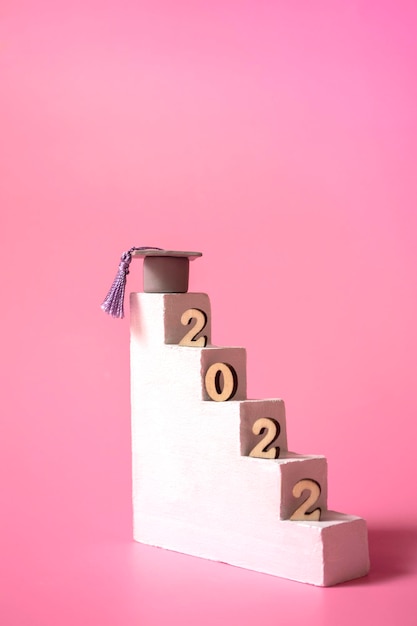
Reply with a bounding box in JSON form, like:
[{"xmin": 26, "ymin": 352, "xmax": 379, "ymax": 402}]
[{"xmin": 290, "ymin": 479, "xmax": 321, "ymax": 521}]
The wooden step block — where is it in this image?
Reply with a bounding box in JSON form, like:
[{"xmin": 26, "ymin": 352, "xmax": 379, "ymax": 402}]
[
  {"xmin": 131, "ymin": 344, "xmax": 247, "ymax": 407},
  {"xmin": 131, "ymin": 294, "xmax": 246, "ymax": 401},
  {"xmin": 130, "ymin": 292, "xmax": 211, "ymax": 347},
  {"xmin": 131, "ymin": 393, "xmax": 327, "ymax": 528},
  {"xmin": 163, "ymin": 293, "xmax": 212, "ymax": 346},
  {"xmin": 201, "ymin": 347, "xmax": 247, "ymax": 402},
  {"xmin": 244, "ymin": 453, "xmax": 328, "ymax": 520},
  {"xmin": 135, "ymin": 510, "xmax": 369, "ymax": 586},
  {"xmin": 132, "ymin": 392, "xmax": 330, "ymax": 562},
  {"xmin": 129, "ymin": 291, "xmax": 369, "ymax": 586},
  {"xmin": 130, "ymin": 344, "xmax": 246, "ymax": 405},
  {"xmin": 240, "ymin": 399, "xmax": 288, "ymax": 458}
]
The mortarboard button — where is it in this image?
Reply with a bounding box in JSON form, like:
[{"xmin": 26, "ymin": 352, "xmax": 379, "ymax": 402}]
[
  {"xmin": 101, "ymin": 246, "xmax": 202, "ymax": 318},
  {"xmin": 132, "ymin": 249, "xmax": 202, "ymax": 294}
]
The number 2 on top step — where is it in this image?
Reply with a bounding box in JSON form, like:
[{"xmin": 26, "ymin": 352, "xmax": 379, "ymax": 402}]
[{"xmin": 179, "ymin": 308, "xmax": 207, "ymax": 347}]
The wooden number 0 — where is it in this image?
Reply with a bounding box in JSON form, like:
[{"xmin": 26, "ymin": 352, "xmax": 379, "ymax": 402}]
[
  {"xmin": 205, "ymin": 363, "xmax": 238, "ymax": 402},
  {"xmin": 289, "ymin": 479, "xmax": 321, "ymax": 521},
  {"xmin": 249, "ymin": 418, "xmax": 281, "ymax": 459},
  {"xmin": 179, "ymin": 308, "xmax": 207, "ymax": 347}
]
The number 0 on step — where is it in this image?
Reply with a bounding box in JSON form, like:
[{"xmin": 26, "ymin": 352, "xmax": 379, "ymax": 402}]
[{"xmin": 205, "ymin": 363, "xmax": 238, "ymax": 402}]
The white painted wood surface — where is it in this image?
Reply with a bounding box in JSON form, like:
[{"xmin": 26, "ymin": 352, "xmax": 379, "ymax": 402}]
[{"xmin": 130, "ymin": 292, "xmax": 370, "ymax": 586}]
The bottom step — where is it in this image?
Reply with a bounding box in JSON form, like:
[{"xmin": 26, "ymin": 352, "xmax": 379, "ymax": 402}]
[{"xmin": 134, "ymin": 510, "xmax": 369, "ymax": 586}]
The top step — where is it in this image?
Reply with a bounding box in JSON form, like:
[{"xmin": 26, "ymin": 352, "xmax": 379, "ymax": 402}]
[{"xmin": 130, "ymin": 292, "xmax": 212, "ymax": 346}]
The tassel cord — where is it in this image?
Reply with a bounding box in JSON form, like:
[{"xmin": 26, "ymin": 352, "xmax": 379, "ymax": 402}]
[{"xmin": 101, "ymin": 246, "xmax": 161, "ymax": 318}]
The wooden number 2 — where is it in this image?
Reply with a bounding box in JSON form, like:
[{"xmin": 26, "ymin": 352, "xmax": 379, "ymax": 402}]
[
  {"xmin": 249, "ymin": 418, "xmax": 281, "ymax": 459},
  {"xmin": 205, "ymin": 363, "xmax": 238, "ymax": 402},
  {"xmin": 179, "ymin": 308, "xmax": 207, "ymax": 347},
  {"xmin": 289, "ymin": 479, "xmax": 321, "ymax": 521}
]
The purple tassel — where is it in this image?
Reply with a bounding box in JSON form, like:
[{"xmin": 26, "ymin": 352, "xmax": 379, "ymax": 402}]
[{"xmin": 101, "ymin": 246, "xmax": 161, "ymax": 318}]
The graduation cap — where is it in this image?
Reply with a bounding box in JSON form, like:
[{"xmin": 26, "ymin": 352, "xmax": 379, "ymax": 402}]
[{"xmin": 101, "ymin": 247, "xmax": 202, "ymax": 318}]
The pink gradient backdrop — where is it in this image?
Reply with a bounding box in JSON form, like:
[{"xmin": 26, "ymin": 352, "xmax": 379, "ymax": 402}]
[{"xmin": 1, "ymin": 1, "xmax": 417, "ymax": 623}]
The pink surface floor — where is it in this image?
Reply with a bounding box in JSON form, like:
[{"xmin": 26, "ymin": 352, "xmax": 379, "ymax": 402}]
[{"xmin": 1, "ymin": 1, "xmax": 417, "ymax": 624}]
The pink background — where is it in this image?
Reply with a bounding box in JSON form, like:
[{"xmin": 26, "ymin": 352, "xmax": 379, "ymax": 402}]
[{"xmin": 1, "ymin": 0, "xmax": 417, "ymax": 623}]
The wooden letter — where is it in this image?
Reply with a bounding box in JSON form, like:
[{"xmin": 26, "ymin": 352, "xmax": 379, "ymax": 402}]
[
  {"xmin": 204, "ymin": 362, "xmax": 238, "ymax": 402},
  {"xmin": 289, "ymin": 479, "xmax": 321, "ymax": 521},
  {"xmin": 179, "ymin": 308, "xmax": 207, "ymax": 347},
  {"xmin": 248, "ymin": 418, "xmax": 281, "ymax": 459}
]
